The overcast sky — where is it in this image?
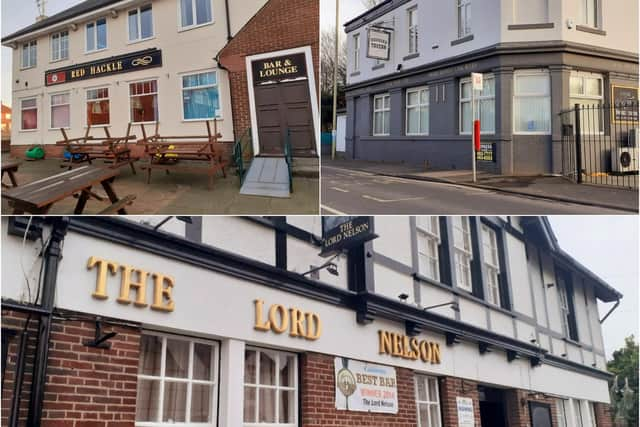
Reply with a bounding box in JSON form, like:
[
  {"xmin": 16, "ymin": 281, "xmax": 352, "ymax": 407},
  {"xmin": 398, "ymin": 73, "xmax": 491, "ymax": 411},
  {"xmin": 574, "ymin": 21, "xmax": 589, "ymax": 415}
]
[{"xmin": 320, "ymin": 0, "xmax": 367, "ymax": 36}]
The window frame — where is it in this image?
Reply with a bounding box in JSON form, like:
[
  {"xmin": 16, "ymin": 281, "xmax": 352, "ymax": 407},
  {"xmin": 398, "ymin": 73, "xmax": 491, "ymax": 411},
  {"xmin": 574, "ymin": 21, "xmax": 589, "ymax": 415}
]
[
  {"xmin": 50, "ymin": 30, "xmax": 69, "ymax": 62},
  {"xmin": 407, "ymin": 6, "xmax": 418, "ymax": 55},
  {"xmin": 135, "ymin": 332, "xmax": 220, "ymax": 426},
  {"xmin": 459, "ymin": 75, "xmax": 495, "ymax": 135},
  {"xmin": 416, "ymin": 216, "xmax": 441, "ymax": 282},
  {"xmin": 127, "ymin": 4, "xmax": 155, "ymax": 43},
  {"xmin": 49, "ymin": 91, "xmax": 71, "ymax": 130},
  {"xmin": 353, "ymin": 34, "xmax": 360, "ymax": 71},
  {"xmin": 457, "ymin": 0, "xmax": 472, "ymax": 38},
  {"xmin": 414, "ymin": 374, "xmax": 442, "ymax": 427},
  {"xmin": 129, "ymin": 79, "xmax": 159, "ymax": 124},
  {"xmin": 243, "ymin": 346, "xmax": 298, "ymax": 427},
  {"xmin": 452, "ymin": 216, "xmax": 473, "ymax": 292},
  {"xmin": 178, "ymin": 0, "xmax": 215, "ymax": 32},
  {"xmin": 85, "ymin": 86, "xmax": 111, "ymax": 127},
  {"xmin": 480, "ymin": 224, "xmax": 501, "ymax": 306},
  {"xmin": 569, "ymin": 71, "xmax": 604, "ymax": 135},
  {"xmin": 21, "ymin": 40, "xmax": 37, "ymax": 70},
  {"xmin": 85, "ymin": 17, "xmax": 108, "ymax": 53},
  {"xmin": 579, "ymin": 0, "xmax": 599, "ymax": 28},
  {"xmin": 372, "ymin": 93, "xmax": 391, "ymax": 136},
  {"xmin": 512, "ymin": 69, "xmax": 551, "ymax": 135},
  {"xmin": 180, "ymin": 70, "xmax": 221, "ymax": 122},
  {"xmin": 406, "ymin": 86, "xmax": 429, "ymax": 136},
  {"xmin": 20, "ymin": 97, "xmax": 38, "ymax": 131}
]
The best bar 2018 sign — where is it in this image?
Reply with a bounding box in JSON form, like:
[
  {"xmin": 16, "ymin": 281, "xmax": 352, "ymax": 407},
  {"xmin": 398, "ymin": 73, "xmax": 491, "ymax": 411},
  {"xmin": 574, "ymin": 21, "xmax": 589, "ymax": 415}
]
[
  {"xmin": 45, "ymin": 48, "xmax": 162, "ymax": 86},
  {"xmin": 320, "ymin": 216, "xmax": 377, "ymax": 256},
  {"xmin": 334, "ymin": 358, "xmax": 398, "ymax": 413},
  {"xmin": 251, "ymin": 53, "xmax": 307, "ymax": 85}
]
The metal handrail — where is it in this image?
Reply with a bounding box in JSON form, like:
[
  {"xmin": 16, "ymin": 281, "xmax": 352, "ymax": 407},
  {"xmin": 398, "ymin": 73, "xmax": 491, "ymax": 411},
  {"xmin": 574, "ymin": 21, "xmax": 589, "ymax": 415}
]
[
  {"xmin": 284, "ymin": 129, "xmax": 293, "ymax": 193},
  {"xmin": 232, "ymin": 128, "xmax": 252, "ymax": 186}
]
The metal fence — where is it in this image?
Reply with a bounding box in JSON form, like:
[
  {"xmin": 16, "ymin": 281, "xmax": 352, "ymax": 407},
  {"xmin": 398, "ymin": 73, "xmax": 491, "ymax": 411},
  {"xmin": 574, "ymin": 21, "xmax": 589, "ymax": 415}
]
[{"xmin": 560, "ymin": 102, "xmax": 638, "ymax": 189}]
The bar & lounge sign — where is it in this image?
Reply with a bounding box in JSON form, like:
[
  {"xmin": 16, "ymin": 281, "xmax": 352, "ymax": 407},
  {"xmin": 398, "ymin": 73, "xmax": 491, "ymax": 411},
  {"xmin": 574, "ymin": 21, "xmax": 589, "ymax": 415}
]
[
  {"xmin": 251, "ymin": 53, "xmax": 307, "ymax": 85},
  {"xmin": 45, "ymin": 48, "xmax": 162, "ymax": 86}
]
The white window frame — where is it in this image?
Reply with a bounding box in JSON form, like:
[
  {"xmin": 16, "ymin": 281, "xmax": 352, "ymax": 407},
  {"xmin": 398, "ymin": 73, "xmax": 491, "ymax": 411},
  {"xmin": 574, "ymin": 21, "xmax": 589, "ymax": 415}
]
[
  {"xmin": 180, "ymin": 70, "xmax": 220, "ymax": 121},
  {"xmin": 457, "ymin": 0, "xmax": 472, "ymax": 38},
  {"xmin": 21, "ymin": 41, "xmax": 37, "ymax": 69},
  {"xmin": 408, "ymin": 7, "xmax": 418, "ymax": 55},
  {"xmin": 459, "ymin": 75, "xmax": 495, "ymax": 135},
  {"xmin": 353, "ymin": 34, "xmax": 360, "ymax": 71},
  {"xmin": 49, "ymin": 91, "xmax": 71, "ymax": 130},
  {"xmin": 416, "ymin": 216, "xmax": 440, "ymax": 282},
  {"xmin": 20, "ymin": 97, "xmax": 38, "ymax": 131},
  {"xmin": 243, "ymin": 346, "xmax": 298, "ymax": 427},
  {"xmin": 579, "ymin": 0, "xmax": 599, "ymax": 28},
  {"xmin": 129, "ymin": 79, "xmax": 159, "ymax": 124},
  {"xmin": 570, "ymin": 71, "xmax": 604, "ymax": 135},
  {"xmin": 135, "ymin": 332, "xmax": 219, "ymax": 426},
  {"xmin": 128, "ymin": 4, "xmax": 155, "ymax": 43},
  {"xmin": 558, "ymin": 283, "xmax": 570, "ymax": 337},
  {"xmin": 85, "ymin": 86, "xmax": 111, "ymax": 127},
  {"xmin": 415, "ymin": 374, "xmax": 441, "ymax": 427},
  {"xmin": 452, "ymin": 217, "xmax": 473, "ymax": 292},
  {"xmin": 513, "ymin": 69, "xmax": 551, "ymax": 135},
  {"xmin": 178, "ymin": 0, "xmax": 214, "ymax": 31},
  {"xmin": 406, "ymin": 86, "xmax": 429, "ymax": 136},
  {"xmin": 85, "ymin": 18, "xmax": 108, "ymax": 53},
  {"xmin": 480, "ymin": 224, "xmax": 500, "ymax": 306},
  {"xmin": 372, "ymin": 93, "xmax": 391, "ymax": 136},
  {"xmin": 50, "ymin": 31, "xmax": 69, "ymax": 62}
]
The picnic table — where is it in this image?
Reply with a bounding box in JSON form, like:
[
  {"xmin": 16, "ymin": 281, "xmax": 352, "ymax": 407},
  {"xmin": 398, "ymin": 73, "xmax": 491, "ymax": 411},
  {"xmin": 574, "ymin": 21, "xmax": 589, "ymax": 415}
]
[
  {"xmin": 2, "ymin": 165, "xmax": 135, "ymax": 214},
  {"xmin": 2, "ymin": 159, "xmax": 20, "ymax": 188},
  {"xmin": 56, "ymin": 124, "xmax": 138, "ymax": 173},
  {"xmin": 137, "ymin": 120, "xmax": 227, "ymax": 190}
]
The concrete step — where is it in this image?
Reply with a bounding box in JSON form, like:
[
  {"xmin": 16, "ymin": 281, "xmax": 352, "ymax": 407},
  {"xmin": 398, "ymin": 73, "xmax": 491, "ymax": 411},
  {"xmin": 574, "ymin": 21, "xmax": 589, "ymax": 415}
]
[{"xmin": 292, "ymin": 157, "xmax": 319, "ymax": 178}]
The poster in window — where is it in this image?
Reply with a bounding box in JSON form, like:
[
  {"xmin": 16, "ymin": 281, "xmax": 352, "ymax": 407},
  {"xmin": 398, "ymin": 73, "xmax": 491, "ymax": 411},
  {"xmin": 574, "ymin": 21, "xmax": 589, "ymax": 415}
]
[
  {"xmin": 457, "ymin": 396, "xmax": 475, "ymax": 427},
  {"xmin": 334, "ymin": 357, "xmax": 398, "ymax": 413},
  {"xmin": 611, "ymin": 85, "xmax": 639, "ymax": 123}
]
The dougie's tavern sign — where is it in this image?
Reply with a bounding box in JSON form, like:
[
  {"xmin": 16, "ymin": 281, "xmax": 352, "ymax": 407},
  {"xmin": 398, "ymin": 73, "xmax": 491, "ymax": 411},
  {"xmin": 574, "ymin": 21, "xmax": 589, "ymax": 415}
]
[
  {"xmin": 251, "ymin": 53, "xmax": 307, "ymax": 84},
  {"xmin": 45, "ymin": 48, "xmax": 162, "ymax": 86}
]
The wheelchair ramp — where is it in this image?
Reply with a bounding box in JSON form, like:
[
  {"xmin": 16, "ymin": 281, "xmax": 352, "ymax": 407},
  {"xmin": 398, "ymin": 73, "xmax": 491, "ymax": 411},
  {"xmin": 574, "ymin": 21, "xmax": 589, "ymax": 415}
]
[{"xmin": 240, "ymin": 157, "xmax": 291, "ymax": 198}]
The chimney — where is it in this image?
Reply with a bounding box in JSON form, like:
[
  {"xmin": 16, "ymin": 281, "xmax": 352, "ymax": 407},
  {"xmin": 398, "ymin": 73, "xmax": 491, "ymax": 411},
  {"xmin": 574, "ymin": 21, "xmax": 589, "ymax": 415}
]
[
  {"xmin": 35, "ymin": 0, "xmax": 47, "ymax": 22},
  {"xmin": 36, "ymin": 14, "xmax": 48, "ymax": 22}
]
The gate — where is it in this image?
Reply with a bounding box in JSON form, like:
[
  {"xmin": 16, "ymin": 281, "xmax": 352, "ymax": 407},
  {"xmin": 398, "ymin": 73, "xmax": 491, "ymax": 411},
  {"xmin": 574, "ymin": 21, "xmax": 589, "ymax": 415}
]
[{"xmin": 560, "ymin": 102, "xmax": 638, "ymax": 189}]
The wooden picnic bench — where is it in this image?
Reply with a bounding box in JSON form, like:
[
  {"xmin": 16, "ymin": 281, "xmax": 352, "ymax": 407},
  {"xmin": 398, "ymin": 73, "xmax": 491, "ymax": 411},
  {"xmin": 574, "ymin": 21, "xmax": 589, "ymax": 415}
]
[
  {"xmin": 2, "ymin": 159, "xmax": 20, "ymax": 188},
  {"xmin": 137, "ymin": 120, "xmax": 228, "ymax": 190},
  {"xmin": 56, "ymin": 124, "xmax": 138, "ymax": 173},
  {"xmin": 2, "ymin": 165, "xmax": 135, "ymax": 214}
]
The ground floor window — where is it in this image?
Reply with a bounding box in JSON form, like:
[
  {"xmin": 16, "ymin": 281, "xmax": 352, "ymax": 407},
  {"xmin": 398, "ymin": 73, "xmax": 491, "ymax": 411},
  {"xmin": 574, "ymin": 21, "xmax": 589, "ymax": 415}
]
[
  {"xmin": 513, "ymin": 70, "xmax": 551, "ymax": 134},
  {"xmin": 244, "ymin": 347, "xmax": 297, "ymax": 426},
  {"xmin": 135, "ymin": 333, "xmax": 219, "ymax": 425},
  {"xmin": 373, "ymin": 93, "xmax": 390, "ymax": 136},
  {"xmin": 50, "ymin": 92, "xmax": 70, "ymax": 129},
  {"xmin": 570, "ymin": 71, "xmax": 604, "ymax": 134},
  {"xmin": 130, "ymin": 79, "xmax": 158, "ymax": 123},
  {"xmin": 406, "ymin": 86, "xmax": 429, "ymax": 135},
  {"xmin": 460, "ymin": 75, "xmax": 495, "ymax": 134},
  {"xmin": 86, "ymin": 87, "xmax": 110, "ymax": 126},
  {"xmin": 21, "ymin": 98, "xmax": 38, "ymax": 130},
  {"xmin": 182, "ymin": 71, "xmax": 220, "ymax": 120},
  {"xmin": 556, "ymin": 398, "xmax": 597, "ymax": 427},
  {"xmin": 415, "ymin": 374, "xmax": 441, "ymax": 427}
]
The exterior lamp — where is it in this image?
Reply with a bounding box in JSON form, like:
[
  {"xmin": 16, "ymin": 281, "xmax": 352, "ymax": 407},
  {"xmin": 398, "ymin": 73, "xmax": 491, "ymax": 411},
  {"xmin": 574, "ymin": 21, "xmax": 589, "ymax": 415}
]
[
  {"xmin": 302, "ymin": 261, "xmax": 339, "ymax": 277},
  {"xmin": 423, "ymin": 301, "xmax": 459, "ymax": 312},
  {"xmin": 152, "ymin": 216, "xmax": 193, "ymax": 231}
]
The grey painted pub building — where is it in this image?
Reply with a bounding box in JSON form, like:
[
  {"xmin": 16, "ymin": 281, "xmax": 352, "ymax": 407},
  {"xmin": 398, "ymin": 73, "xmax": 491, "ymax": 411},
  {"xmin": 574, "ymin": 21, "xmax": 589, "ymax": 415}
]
[{"xmin": 342, "ymin": 0, "xmax": 639, "ymax": 175}]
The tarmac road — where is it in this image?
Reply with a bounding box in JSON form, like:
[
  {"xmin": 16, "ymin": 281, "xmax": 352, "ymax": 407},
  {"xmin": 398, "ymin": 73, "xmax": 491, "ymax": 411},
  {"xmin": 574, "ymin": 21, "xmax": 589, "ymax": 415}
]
[{"xmin": 321, "ymin": 165, "xmax": 629, "ymax": 215}]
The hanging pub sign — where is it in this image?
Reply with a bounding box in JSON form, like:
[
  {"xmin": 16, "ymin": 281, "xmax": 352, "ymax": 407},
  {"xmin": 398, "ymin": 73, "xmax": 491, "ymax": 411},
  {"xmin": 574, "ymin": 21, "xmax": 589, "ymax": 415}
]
[
  {"xmin": 366, "ymin": 27, "xmax": 391, "ymax": 60},
  {"xmin": 45, "ymin": 48, "xmax": 162, "ymax": 86},
  {"xmin": 251, "ymin": 53, "xmax": 307, "ymax": 85},
  {"xmin": 611, "ymin": 85, "xmax": 639, "ymax": 123},
  {"xmin": 334, "ymin": 357, "xmax": 398, "ymax": 414},
  {"xmin": 320, "ymin": 216, "xmax": 377, "ymax": 256},
  {"xmin": 476, "ymin": 142, "xmax": 496, "ymax": 162}
]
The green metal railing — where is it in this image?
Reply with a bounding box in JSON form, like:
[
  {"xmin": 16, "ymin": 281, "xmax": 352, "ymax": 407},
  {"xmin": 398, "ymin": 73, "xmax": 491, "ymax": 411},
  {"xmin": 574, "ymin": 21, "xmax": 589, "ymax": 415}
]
[
  {"xmin": 284, "ymin": 129, "xmax": 293, "ymax": 193},
  {"xmin": 232, "ymin": 128, "xmax": 252, "ymax": 186}
]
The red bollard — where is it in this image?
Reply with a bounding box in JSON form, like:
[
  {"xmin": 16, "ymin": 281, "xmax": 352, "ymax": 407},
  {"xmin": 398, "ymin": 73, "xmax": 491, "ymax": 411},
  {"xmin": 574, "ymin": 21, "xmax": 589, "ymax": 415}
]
[{"xmin": 474, "ymin": 120, "xmax": 481, "ymax": 151}]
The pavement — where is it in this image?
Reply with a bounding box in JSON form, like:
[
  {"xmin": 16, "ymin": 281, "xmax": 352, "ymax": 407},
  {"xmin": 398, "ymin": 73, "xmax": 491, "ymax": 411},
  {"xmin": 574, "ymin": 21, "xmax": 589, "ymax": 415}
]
[
  {"xmin": 1, "ymin": 157, "xmax": 319, "ymax": 214},
  {"xmin": 322, "ymin": 157, "xmax": 638, "ymax": 213}
]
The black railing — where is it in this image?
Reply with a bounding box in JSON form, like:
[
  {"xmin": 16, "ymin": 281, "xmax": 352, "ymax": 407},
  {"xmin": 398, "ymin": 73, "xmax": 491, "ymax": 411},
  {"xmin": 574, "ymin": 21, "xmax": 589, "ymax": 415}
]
[{"xmin": 559, "ymin": 102, "xmax": 638, "ymax": 189}]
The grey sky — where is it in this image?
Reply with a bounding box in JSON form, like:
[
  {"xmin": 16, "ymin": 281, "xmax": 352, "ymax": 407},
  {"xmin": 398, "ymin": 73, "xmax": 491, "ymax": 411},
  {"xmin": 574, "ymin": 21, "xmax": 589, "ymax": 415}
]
[
  {"xmin": 548, "ymin": 216, "xmax": 639, "ymax": 359},
  {"xmin": 320, "ymin": 0, "xmax": 367, "ymax": 36}
]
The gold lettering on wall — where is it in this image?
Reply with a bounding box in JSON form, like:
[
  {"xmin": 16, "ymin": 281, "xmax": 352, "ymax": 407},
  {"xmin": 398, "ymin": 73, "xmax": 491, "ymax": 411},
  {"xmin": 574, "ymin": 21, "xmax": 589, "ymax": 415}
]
[
  {"xmin": 151, "ymin": 273, "xmax": 175, "ymax": 312},
  {"xmin": 87, "ymin": 256, "xmax": 118, "ymax": 300},
  {"xmin": 254, "ymin": 300, "xmax": 322, "ymax": 341},
  {"xmin": 378, "ymin": 330, "xmax": 441, "ymax": 364}
]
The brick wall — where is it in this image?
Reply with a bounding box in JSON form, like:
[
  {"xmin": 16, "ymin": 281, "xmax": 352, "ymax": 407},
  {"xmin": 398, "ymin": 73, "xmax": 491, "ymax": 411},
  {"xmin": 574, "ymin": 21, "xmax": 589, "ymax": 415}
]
[
  {"xmin": 594, "ymin": 402, "xmax": 614, "ymax": 427},
  {"xmin": 300, "ymin": 352, "xmax": 418, "ymax": 426},
  {"xmin": 218, "ymin": 0, "xmax": 319, "ymax": 141},
  {"xmin": 2, "ymin": 309, "xmax": 141, "ymax": 427},
  {"xmin": 504, "ymin": 389, "xmax": 560, "ymax": 427},
  {"xmin": 440, "ymin": 377, "xmax": 482, "ymax": 427}
]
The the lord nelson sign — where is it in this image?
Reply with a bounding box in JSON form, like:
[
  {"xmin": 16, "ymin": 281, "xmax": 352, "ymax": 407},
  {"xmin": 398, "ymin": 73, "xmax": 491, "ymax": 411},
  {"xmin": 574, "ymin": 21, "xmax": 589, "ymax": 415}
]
[{"xmin": 45, "ymin": 48, "xmax": 162, "ymax": 86}]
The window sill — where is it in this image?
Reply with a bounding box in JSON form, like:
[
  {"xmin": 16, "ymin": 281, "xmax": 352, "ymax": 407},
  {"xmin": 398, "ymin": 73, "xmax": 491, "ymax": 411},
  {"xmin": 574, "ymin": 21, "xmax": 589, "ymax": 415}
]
[
  {"xmin": 83, "ymin": 124, "xmax": 111, "ymax": 128},
  {"xmin": 513, "ymin": 132, "xmax": 551, "ymax": 136},
  {"xmin": 372, "ymin": 63, "xmax": 385, "ymax": 71},
  {"xmin": 460, "ymin": 132, "xmax": 496, "ymax": 136},
  {"xmin": 50, "ymin": 57, "xmax": 69, "ymax": 64},
  {"xmin": 127, "ymin": 36, "xmax": 156, "ymax": 45},
  {"xmin": 48, "ymin": 127, "xmax": 71, "ymax": 131},
  {"xmin": 575, "ymin": 25, "xmax": 606, "ymax": 36},
  {"xmin": 507, "ymin": 23, "xmax": 554, "ymax": 30},
  {"xmin": 406, "ymin": 132, "xmax": 429, "ymax": 137},
  {"xmin": 371, "ymin": 133, "xmax": 390, "ymax": 137},
  {"xmin": 178, "ymin": 21, "xmax": 215, "ymax": 33},
  {"xmin": 451, "ymin": 34, "xmax": 474, "ymax": 46},
  {"xmin": 85, "ymin": 48, "xmax": 108, "ymax": 56},
  {"xmin": 350, "ymin": 71, "xmax": 361, "ymax": 77},
  {"xmin": 181, "ymin": 118, "xmax": 222, "ymax": 123},
  {"xmin": 19, "ymin": 129, "xmax": 39, "ymax": 132},
  {"xmin": 403, "ymin": 52, "xmax": 420, "ymax": 61},
  {"xmin": 20, "ymin": 66, "xmax": 37, "ymax": 71},
  {"xmin": 564, "ymin": 337, "xmax": 582, "ymax": 347}
]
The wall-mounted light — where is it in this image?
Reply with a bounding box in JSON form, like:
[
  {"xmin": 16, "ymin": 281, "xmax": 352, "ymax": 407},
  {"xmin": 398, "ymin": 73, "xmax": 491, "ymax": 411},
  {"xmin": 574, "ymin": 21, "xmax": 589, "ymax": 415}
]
[
  {"xmin": 398, "ymin": 293, "xmax": 409, "ymax": 302},
  {"xmin": 431, "ymin": 44, "xmax": 439, "ymax": 49},
  {"xmin": 546, "ymin": 283, "xmax": 554, "ymax": 288},
  {"xmin": 423, "ymin": 301, "xmax": 459, "ymax": 312},
  {"xmin": 69, "ymin": 23, "xmax": 78, "ymax": 31},
  {"xmin": 302, "ymin": 261, "xmax": 339, "ymax": 277},
  {"xmin": 110, "ymin": 9, "xmax": 118, "ymax": 18},
  {"xmin": 152, "ymin": 216, "xmax": 193, "ymax": 230}
]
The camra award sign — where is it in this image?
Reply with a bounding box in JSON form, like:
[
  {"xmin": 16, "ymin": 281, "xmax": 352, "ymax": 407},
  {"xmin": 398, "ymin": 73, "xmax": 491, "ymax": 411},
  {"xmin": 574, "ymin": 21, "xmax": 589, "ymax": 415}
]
[
  {"xmin": 334, "ymin": 358, "xmax": 398, "ymax": 413},
  {"xmin": 366, "ymin": 27, "xmax": 391, "ymax": 60}
]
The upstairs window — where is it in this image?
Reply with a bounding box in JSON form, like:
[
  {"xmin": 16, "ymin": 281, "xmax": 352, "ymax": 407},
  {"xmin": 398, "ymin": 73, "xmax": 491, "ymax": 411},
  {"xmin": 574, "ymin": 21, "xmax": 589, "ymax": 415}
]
[
  {"xmin": 180, "ymin": 0, "xmax": 213, "ymax": 29},
  {"xmin": 406, "ymin": 87, "xmax": 429, "ymax": 135},
  {"xmin": 557, "ymin": 269, "xmax": 579, "ymax": 341},
  {"xmin": 579, "ymin": 0, "xmax": 598, "ymax": 27},
  {"xmin": 128, "ymin": 5, "xmax": 154, "ymax": 42},
  {"xmin": 408, "ymin": 7, "xmax": 418, "ymax": 54},
  {"xmin": 50, "ymin": 31, "xmax": 69, "ymax": 61},
  {"xmin": 86, "ymin": 18, "xmax": 107, "ymax": 52},
  {"xmin": 452, "ymin": 217, "xmax": 473, "ymax": 291},
  {"xmin": 21, "ymin": 41, "xmax": 37, "ymax": 69},
  {"xmin": 373, "ymin": 93, "xmax": 390, "ymax": 136},
  {"xmin": 480, "ymin": 224, "xmax": 500, "ymax": 305},
  {"xmin": 353, "ymin": 34, "xmax": 360, "ymax": 71},
  {"xmin": 457, "ymin": 0, "xmax": 471, "ymax": 38},
  {"xmin": 416, "ymin": 216, "xmax": 440, "ymax": 282}
]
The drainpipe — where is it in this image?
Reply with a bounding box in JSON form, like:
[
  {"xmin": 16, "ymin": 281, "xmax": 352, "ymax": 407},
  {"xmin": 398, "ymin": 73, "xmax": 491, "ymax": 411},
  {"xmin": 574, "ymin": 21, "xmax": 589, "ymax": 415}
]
[
  {"xmin": 599, "ymin": 299, "xmax": 620, "ymax": 323},
  {"xmin": 26, "ymin": 217, "xmax": 69, "ymax": 427},
  {"xmin": 9, "ymin": 330, "xmax": 28, "ymax": 427},
  {"xmin": 224, "ymin": 0, "xmax": 232, "ymax": 41}
]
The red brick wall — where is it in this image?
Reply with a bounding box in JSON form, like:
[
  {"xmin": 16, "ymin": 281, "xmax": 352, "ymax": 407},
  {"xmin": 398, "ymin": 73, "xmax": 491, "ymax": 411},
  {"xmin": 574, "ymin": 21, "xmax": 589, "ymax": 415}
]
[
  {"xmin": 2, "ymin": 310, "xmax": 141, "ymax": 427},
  {"xmin": 218, "ymin": 0, "xmax": 319, "ymax": 141},
  {"xmin": 300, "ymin": 352, "xmax": 418, "ymax": 426},
  {"xmin": 594, "ymin": 402, "xmax": 614, "ymax": 427},
  {"xmin": 440, "ymin": 377, "xmax": 482, "ymax": 427},
  {"xmin": 504, "ymin": 389, "xmax": 560, "ymax": 427}
]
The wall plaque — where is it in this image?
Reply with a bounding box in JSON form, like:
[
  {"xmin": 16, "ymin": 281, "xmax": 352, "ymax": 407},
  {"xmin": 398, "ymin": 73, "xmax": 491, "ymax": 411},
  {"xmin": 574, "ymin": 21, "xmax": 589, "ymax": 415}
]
[{"xmin": 251, "ymin": 53, "xmax": 307, "ymax": 85}]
